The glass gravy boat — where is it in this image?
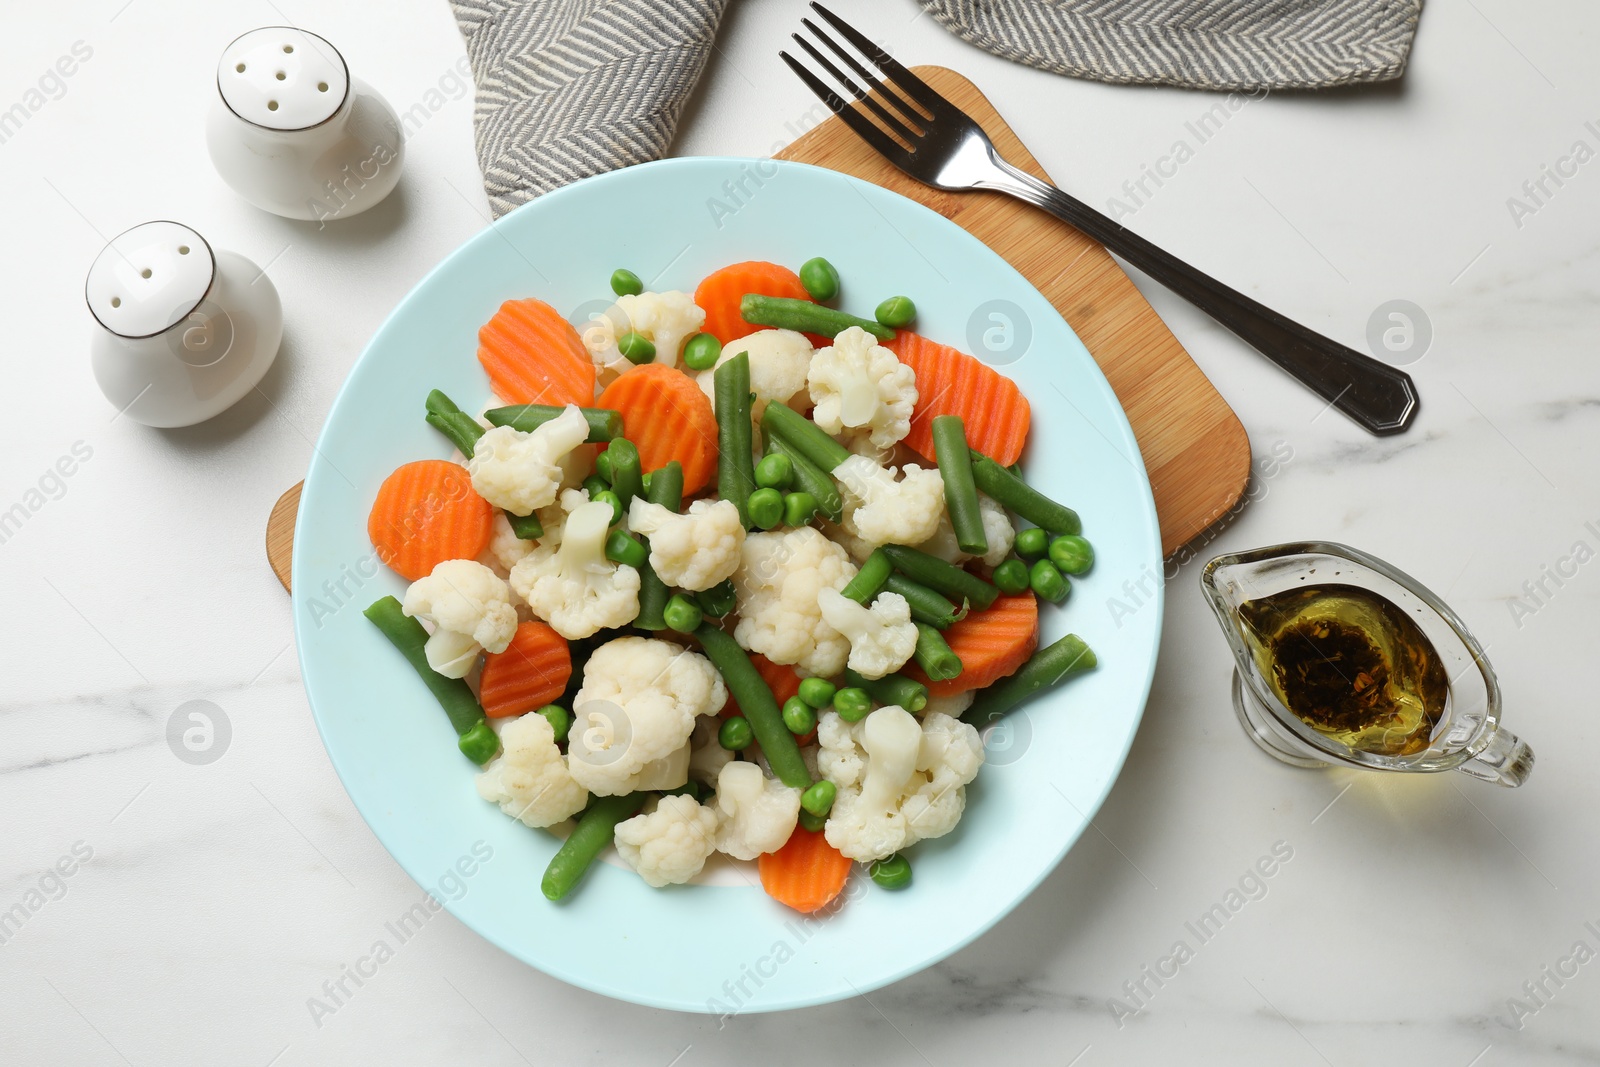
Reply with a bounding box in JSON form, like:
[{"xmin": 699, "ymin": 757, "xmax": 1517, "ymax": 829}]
[{"xmin": 1201, "ymin": 542, "xmax": 1532, "ymax": 787}]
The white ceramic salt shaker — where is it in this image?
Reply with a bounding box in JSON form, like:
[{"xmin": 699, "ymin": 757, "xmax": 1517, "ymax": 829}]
[
  {"xmin": 206, "ymin": 27, "xmax": 404, "ymax": 221},
  {"xmin": 86, "ymin": 221, "xmax": 283, "ymax": 428}
]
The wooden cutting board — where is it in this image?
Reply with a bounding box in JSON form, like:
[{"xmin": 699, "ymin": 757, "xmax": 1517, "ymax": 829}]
[{"xmin": 266, "ymin": 66, "xmax": 1249, "ymax": 592}]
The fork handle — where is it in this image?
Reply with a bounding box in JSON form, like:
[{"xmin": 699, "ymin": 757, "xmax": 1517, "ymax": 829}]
[{"xmin": 981, "ymin": 158, "xmax": 1418, "ymax": 436}]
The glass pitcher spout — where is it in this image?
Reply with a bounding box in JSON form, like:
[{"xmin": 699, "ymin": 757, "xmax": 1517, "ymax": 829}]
[{"xmin": 1458, "ymin": 728, "xmax": 1535, "ymax": 788}]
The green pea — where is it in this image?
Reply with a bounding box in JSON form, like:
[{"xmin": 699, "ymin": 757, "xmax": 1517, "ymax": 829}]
[
  {"xmin": 718, "ymin": 716, "xmax": 754, "ymax": 751},
  {"xmin": 755, "ymin": 452, "xmax": 794, "ymax": 491},
  {"xmin": 582, "ymin": 474, "xmax": 609, "ymax": 497},
  {"xmin": 992, "ymin": 558, "xmax": 1030, "ymax": 595},
  {"xmin": 618, "ymin": 331, "xmax": 656, "ymax": 365},
  {"xmin": 1030, "ymin": 558, "xmax": 1069, "ymax": 603},
  {"xmin": 663, "ymin": 593, "xmax": 703, "ymax": 633},
  {"xmin": 695, "ymin": 579, "xmax": 736, "ymax": 618},
  {"xmin": 593, "ymin": 490, "xmax": 623, "ymax": 525},
  {"xmin": 537, "ymin": 704, "xmax": 571, "ymax": 745},
  {"xmin": 797, "ymin": 677, "xmax": 836, "ymax": 709},
  {"xmin": 593, "ymin": 449, "xmax": 614, "ymax": 485},
  {"xmin": 869, "ymin": 853, "xmax": 911, "ymax": 889},
  {"xmin": 801, "ymin": 779, "xmax": 836, "ymax": 817},
  {"xmin": 1014, "ymin": 527, "xmax": 1049, "ymax": 559},
  {"xmin": 605, "ymin": 529, "xmax": 648, "ymax": 569},
  {"xmin": 834, "ymin": 687, "xmax": 871, "ymax": 722},
  {"xmin": 799, "ymin": 257, "xmax": 840, "ymax": 302},
  {"xmin": 798, "ymin": 809, "xmax": 827, "ymax": 832},
  {"xmin": 748, "ymin": 487, "xmax": 784, "ymax": 530},
  {"xmin": 610, "ymin": 268, "xmax": 643, "ymax": 296},
  {"xmin": 456, "ymin": 719, "xmax": 500, "ymax": 764},
  {"xmin": 783, "ymin": 696, "xmax": 817, "ymax": 735},
  {"xmin": 874, "ymin": 295, "xmax": 916, "ymax": 328},
  {"xmin": 1049, "ymin": 534, "xmax": 1095, "ymax": 576},
  {"xmin": 783, "ymin": 491, "xmax": 818, "ymax": 527},
  {"xmin": 682, "ymin": 332, "xmax": 722, "ymax": 372}
]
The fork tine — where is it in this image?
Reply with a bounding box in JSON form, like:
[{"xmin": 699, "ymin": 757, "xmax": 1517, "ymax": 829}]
[
  {"xmin": 808, "ymin": 2, "xmax": 943, "ymax": 112},
  {"xmin": 792, "ymin": 31, "xmax": 922, "ymax": 146},
  {"xmin": 801, "ymin": 17, "xmax": 927, "ymax": 128},
  {"xmin": 780, "ymin": 50, "xmax": 910, "ymax": 164}
]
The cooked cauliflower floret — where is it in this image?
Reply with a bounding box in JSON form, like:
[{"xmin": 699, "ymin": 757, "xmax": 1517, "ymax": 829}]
[
  {"xmin": 581, "ymin": 291, "xmax": 705, "ymax": 376},
  {"xmin": 566, "ymin": 637, "xmax": 726, "ymax": 796},
  {"xmin": 486, "ymin": 511, "xmax": 535, "ymax": 572},
  {"xmin": 695, "ymin": 328, "xmax": 813, "ymax": 421},
  {"xmin": 467, "ymin": 406, "xmax": 590, "ymax": 516},
  {"xmin": 509, "ymin": 499, "xmax": 640, "ymax": 639},
  {"xmin": 818, "ymin": 707, "xmax": 984, "ymax": 862},
  {"xmin": 807, "ymin": 326, "xmax": 917, "ymax": 452},
  {"xmin": 817, "ymin": 588, "xmax": 917, "ymax": 680},
  {"xmin": 615, "ymin": 794, "xmax": 721, "ymax": 887},
  {"xmin": 834, "ymin": 454, "xmax": 945, "ymax": 549},
  {"xmin": 912, "ymin": 492, "xmax": 1015, "ymax": 569},
  {"xmin": 688, "ymin": 716, "xmax": 733, "ymax": 786},
  {"xmin": 922, "ymin": 689, "xmax": 976, "ymax": 719},
  {"xmin": 713, "ymin": 761, "xmax": 802, "ymax": 860},
  {"xmin": 627, "ymin": 497, "xmax": 745, "ymax": 591},
  {"xmin": 732, "ymin": 527, "xmax": 857, "ymax": 677},
  {"xmin": 401, "ymin": 559, "xmax": 518, "ymax": 678},
  {"xmin": 474, "ymin": 712, "xmax": 588, "ymax": 828}
]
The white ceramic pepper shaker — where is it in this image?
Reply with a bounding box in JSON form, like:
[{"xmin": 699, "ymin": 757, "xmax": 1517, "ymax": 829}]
[
  {"xmin": 206, "ymin": 27, "xmax": 404, "ymax": 222},
  {"xmin": 86, "ymin": 221, "xmax": 283, "ymax": 427}
]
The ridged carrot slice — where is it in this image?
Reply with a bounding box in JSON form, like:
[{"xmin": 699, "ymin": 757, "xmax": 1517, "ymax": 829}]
[
  {"xmin": 694, "ymin": 261, "xmax": 813, "ymax": 346},
  {"xmin": 594, "ymin": 364, "xmax": 718, "ymax": 495},
  {"xmin": 884, "ymin": 331, "xmax": 1031, "ymax": 466},
  {"xmin": 367, "ymin": 460, "xmax": 495, "ymax": 582},
  {"xmin": 905, "ymin": 592, "xmax": 1039, "ymax": 697},
  {"xmin": 477, "ymin": 298, "xmax": 597, "ymax": 407},
  {"xmin": 759, "ymin": 826, "xmax": 853, "ymax": 913},
  {"xmin": 478, "ymin": 621, "xmax": 571, "ymax": 718}
]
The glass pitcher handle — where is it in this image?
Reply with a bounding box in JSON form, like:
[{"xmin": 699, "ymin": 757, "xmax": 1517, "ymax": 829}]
[{"xmin": 1457, "ymin": 727, "xmax": 1534, "ymax": 787}]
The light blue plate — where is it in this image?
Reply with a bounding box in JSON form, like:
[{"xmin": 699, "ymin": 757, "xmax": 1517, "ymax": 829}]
[{"xmin": 293, "ymin": 157, "xmax": 1163, "ymax": 1013}]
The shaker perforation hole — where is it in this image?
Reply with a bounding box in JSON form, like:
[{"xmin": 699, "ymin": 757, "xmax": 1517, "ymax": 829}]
[
  {"xmin": 178, "ymin": 245, "xmax": 190, "ymax": 255},
  {"xmin": 275, "ymin": 71, "xmax": 286, "ymax": 81},
  {"xmin": 283, "ymin": 44, "xmax": 294, "ymax": 53},
  {"xmin": 110, "ymin": 297, "xmax": 122, "ymax": 308},
  {"xmin": 236, "ymin": 62, "xmax": 246, "ymax": 73},
  {"xmin": 267, "ymin": 100, "xmax": 279, "ymax": 111},
  {"xmin": 140, "ymin": 268, "xmax": 152, "ymax": 279},
  {"xmin": 317, "ymin": 81, "xmax": 328, "ymax": 92}
]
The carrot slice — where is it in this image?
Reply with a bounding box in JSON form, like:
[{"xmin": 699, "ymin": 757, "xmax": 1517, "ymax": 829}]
[
  {"xmin": 594, "ymin": 364, "xmax": 718, "ymax": 495},
  {"xmin": 905, "ymin": 592, "xmax": 1039, "ymax": 697},
  {"xmin": 478, "ymin": 621, "xmax": 572, "ymax": 718},
  {"xmin": 884, "ymin": 331, "xmax": 1031, "ymax": 467},
  {"xmin": 759, "ymin": 826, "xmax": 853, "ymax": 914},
  {"xmin": 477, "ymin": 298, "xmax": 597, "ymax": 407},
  {"xmin": 367, "ymin": 460, "xmax": 495, "ymax": 581},
  {"xmin": 694, "ymin": 261, "xmax": 812, "ymax": 346}
]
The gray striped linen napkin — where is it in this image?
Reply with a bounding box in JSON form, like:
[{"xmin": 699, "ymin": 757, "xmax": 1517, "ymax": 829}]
[{"xmin": 451, "ymin": 0, "xmax": 1422, "ymax": 216}]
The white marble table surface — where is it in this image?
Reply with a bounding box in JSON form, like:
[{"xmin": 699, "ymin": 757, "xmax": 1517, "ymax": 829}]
[{"xmin": 4, "ymin": 0, "xmax": 1598, "ymax": 1063}]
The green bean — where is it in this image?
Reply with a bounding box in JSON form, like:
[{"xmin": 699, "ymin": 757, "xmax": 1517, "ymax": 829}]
[
  {"xmin": 484, "ymin": 404, "xmax": 623, "ymax": 442},
  {"xmin": 605, "ymin": 438, "xmax": 643, "ymax": 511},
  {"xmin": 424, "ymin": 390, "xmax": 484, "ymax": 457},
  {"xmin": 765, "ymin": 433, "xmax": 844, "ymax": 521},
  {"xmin": 632, "ymin": 462, "xmax": 682, "ymax": 631},
  {"xmin": 963, "ymin": 634, "xmax": 1097, "ymax": 728},
  {"xmin": 1014, "ymin": 527, "xmax": 1049, "ymax": 559},
  {"xmin": 874, "ymin": 296, "xmax": 916, "ymax": 329},
  {"xmin": 798, "ymin": 677, "xmax": 836, "ymax": 709},
  {"xmin": 1049, "ymin": 534, "xmax": 1095, "ymax": 576},
  {"xmin": 537, "ymin": 704, "xmax": 571, "ymax": 744},
  {"xmin": 663, "ymin": 779, "xmax": 704, "ymax": 802},
  {"xmin": 868, "ymin": 853, "xmax": 911, "ymax": 889},
  {"xmin": 969, "ymin": 451, "xmax": 1081, "ymax": 536},
  {"xmin": 930, "ymin": 415, "xmax": 987, "ymax": 557},
  {"xmin": 761, "ymin": 401, "xmax": 851, "ymax": 473},
  {"xmin": 739, "ymin": 293, "xmax": 894, "ymax": 341},
  {"xmin": 881, "ymin": 544, "xmax": 999, "ymax": 611},
  {"xmin": 618, "ymin": 331, "xmax": 655, "ymax": 365},
  {"xmin": 833, "ymin": 687, "xmax": 872, "ymax": 722},
  {"xmin": 640, "ymin": 471, "xmax": 653, "ymax": 495},
  {"xmin": 882, "ymin": 573, "xmax": 960, "ymax": 630},
  {"xmin": 663, "ymin": 593, "xmax": 703, "ymax": 633},
  {"xmin": 694, "ymin": 579, "xmax": 736, "ymax": 619},
  {"xmin": 993, "ymin": 558, "xmax": 1030, "ymax": 595},
  {"xmin": 695, "ymin": 625, "xmax": 811, "ymax": 789},
  {"xmin": 363, "ymin": 597, "xmax": 494, "ymax": 763},
  {"xmin": 782, "ymin": 697, "xmax": 817, "ymax": 735},
  {"xmin": 843, "ymin": 668, "xmax": 928, "ymax": 714},
  {"xmin": 682, "ymin": 332, "xmax": 721, "ymax": 371},
  {"xmin": 799, "ymin": 257, "xmax": 840, "ymax": 302},
  {"xmin": 841, "ymin": 548, "xmax": 893, "ymax": 603},
  {"xmin": 508, "ymin": 511, "xmax": 544, "ymax": 540},
  {"xmin": 604, "ymin": 529, "xmax": 647, "ymax": 569},
  {"xmin": 541, "ymin": 792, "xmax": 648, "ymax": 901},
  {"xmin": 912, "ymin": 622, "xmax": 963, "ymax": 682},
  {"xmin": 801, "ymin": 780, "xmax": 836, "ymax": 817},
  {"xmin": 718, "ymin": 716, "xmax": 754, "ymax": 751},
  {"xmin": 748, "ymin": 487, "xmax": 784, "ymax": 530},
  {"xmin": 714, "ymin": 352, "xmax": 757, "ymax": 527},
  {"xmin": 610, "ymin": 268, "xmax": 643, "ymax": 296},
  {"xmin": 783, "ymin": 492, "xmax": 818, "ymax": 527},
  {"xmin": 754, "ymin": 452, "xmax": 793, "ymax": 491},
  {"xmin": 1030, "ymin": 559, "xmax": 1069, "ymax": 603}
]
